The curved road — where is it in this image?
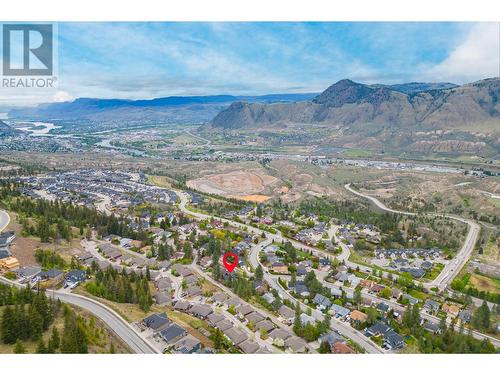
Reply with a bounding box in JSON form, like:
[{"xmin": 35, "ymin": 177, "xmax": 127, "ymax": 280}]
[
  {"xmin": 344, "ymin": 183, "xmax": 480, "ymax": 291},
  {"xmin": 0, "ymin": 209, "xmax": 10, "ymax": 232},
  {"xmin": 0, "ymin": 209, "xmax": 159, "ymax": 354},
  {"xmin": 176, "ymin": 191, "xmax": 384, "ymax": 353},
  {"xmin": 175, "ymin": 187, "xmax": 497, "ymax": 351},
  {"xmin": 0, "ymin": 275, "xmax": 159, "ymax": 354}
]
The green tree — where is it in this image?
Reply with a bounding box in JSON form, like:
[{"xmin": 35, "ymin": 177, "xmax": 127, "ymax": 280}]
[
  {"xmin": 472, "ymin": 300, "xmax": 491, "ymax": 331},
  {"xmin": 14, "ymin": 339, "xmax": 25, "ymax": 354},
  {"xmin": 255, "ymin": 264, "xmax": 264, "ymax": 282},
  {"xmin": 319, "ymin": 340, "xmax": 331, "ymax": 353}
]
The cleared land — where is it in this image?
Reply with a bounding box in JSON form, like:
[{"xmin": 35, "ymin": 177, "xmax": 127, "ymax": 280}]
[{"xmin": 187, "ymin": 169, "xmax": 278, "ymax": 199}]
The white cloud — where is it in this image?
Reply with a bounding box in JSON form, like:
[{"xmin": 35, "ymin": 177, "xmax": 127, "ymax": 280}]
[
  {"xmin": 53, "ymin": 90, "xmax": 74, "ymax": 102},
  {"xmin": 424, "ymin": 23, "xmax": 499, "ymax": 83}
]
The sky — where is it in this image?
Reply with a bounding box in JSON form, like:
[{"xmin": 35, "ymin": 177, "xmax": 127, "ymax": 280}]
[{"xmin": 1, "ymin": 22, "xmax": 499, "ymax": 106}]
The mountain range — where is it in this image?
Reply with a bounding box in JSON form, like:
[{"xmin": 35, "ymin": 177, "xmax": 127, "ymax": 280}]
[
  {"xmin": 211, "ymin": 78, "xmax": 499, "ymax": 130},
  {"xmin": 7, "ymin": 81, "xmax": 462, "ymax": 125},
  {"xmin": 209, "ymin": 78, "xmax": 499, "ymax": 155},
  {"xmin": 7, "ymin": 93, "xmax": 319, "ymax": 124}
]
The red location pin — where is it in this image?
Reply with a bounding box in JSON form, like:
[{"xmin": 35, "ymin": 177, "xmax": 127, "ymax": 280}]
[{"xmin": 222, "ymin": 252, "xmax": 238, "ymax": 273}]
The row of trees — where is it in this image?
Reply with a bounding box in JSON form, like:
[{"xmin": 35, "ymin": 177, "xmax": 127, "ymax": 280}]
[
  {"xmin": 1, "ymin": 290, "xmax": 57, "ymax": 344},
  {"xmin": 84, "ymin": 267, "xmax": 153, "ymax": 312},
  {"xmin": 400, "ymin": 302, "xmax": 495, "ymax": 353},
  {"xmin": 1, "ymin": 184, "xmax": 151, "ymax": 244}
]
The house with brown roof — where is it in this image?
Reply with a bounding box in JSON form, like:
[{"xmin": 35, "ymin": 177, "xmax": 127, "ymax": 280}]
[
  {"xmin": 271, "ymin": 262, "xmax": 289, "ymax": 274},
  {"xmin": 442, "ymin": 303, "xmax": 460, "ymax": 318},
  {"xmin": 332, "ymin": 342, "xmax": 355, "ymax": 354},
  {"xmin": 350, "ymin": 310, "xmax": 368, "ymax": 323}
]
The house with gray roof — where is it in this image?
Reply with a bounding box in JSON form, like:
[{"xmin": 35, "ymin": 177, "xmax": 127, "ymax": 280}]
[
  {"xmin": 173, "ymin": 336, "xmax": 201, "ymax": 354},
  {"xmin": 313, "ymin": 293, "xmax": 331, "ymax": 310},
  {"xmin": 255, "ymin": 319, "xmax": 275, "ymax": 333},
  {"xmin": 269, "ymin": 328, "xmax": 290, "ymax": 341},
  {"xmin": 173, "ymin": 300, "xmax": 191, "ymax": 311},
  {"xmin": 189, "ymin": 304, "xmax": 213, "ymax": 318},
  {"xmin": 207, "ymin": 313, "xmax": 225, "ymax": 326},
  {"xmin": 329, "ymin": 303, "xmax": 350, "ymax": 319},
  {"xmin": 215, "ymin": 319, "xmax": 233, "ymax": 332},
  {"xmin": 160, "ymin": 324, "xmax": 187, "ymax": 345},
  {"xmin": 238, "ymin": 340, "xmax": 260, "ymax": 354},
  {"xmin": 224, "ymin": 327, "xmax": 248, "ymax": 345},
  {"xmin": 245, "ymin": 311, "xmax": 265, "ymax": 325},
  {"xmin": 300, "ymin": 313, "xmax": 316, "ymax": 326},
  {"xmin": 319, "ymin": 331, "xmax": 345, "ymax": 346},
  {"xmin": 278, "ymin": 305, "xmax": 295, "ymax": 323},
  {"xmin": 423, "ymin": 299, "xmax": 440, "ymax": 314},
  {"xmin": 142, "ymin": 312, "xmax": 170, "ymax": 332},
  {"xmin": 285, "ymin": 336, "xmax": 307, "ymax": 353}
]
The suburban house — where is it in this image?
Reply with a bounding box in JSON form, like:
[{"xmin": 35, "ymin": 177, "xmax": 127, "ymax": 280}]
[
  {"xmin": 154, "ymin": 291, "xmax": 172, "ymax": 306},
  {"xmin": 458, "ymin": 310, "xmax": 472, "ymax": 323},
  {"xmin": 271, "ymin": 262, "xmax": 289, "ymax": 274},
  {"xmin": 313, "ymin": 294, "xmax": 332, "ymax": 310},
  {"xmin": 160, "ymin": 324, "xmax": 187, "ymax": 345},
  {"xmin": 442, "ymin": 303, "xmax": 460, "ymax": 318},
  {"xmin": 224, "ymin": 327, "xmax": 248, "ymax": 345},
  {"xmin": 39, "ymin": 268, "xmax": 64, "ymax": 283},
  {"xmin": 173, "ymin": 336, "xmax": 202, "ymax": 354},
  {"xmin": 188, "ymin": 304, "xmax": 213, "ymax": 319},
  {"xmin": 64, "ymin": 269, "xmax": 86, "ymax": 287},
  {"xmin": 329, "ymin": 304, "xmax": 350, "ymax": 319},
  {"xmin": 15, "ymin": 265, "xmax": 41, "ymax": 281},
  {"xmin": 423, "ymin": 299, "xmax": 441, "ymax": 314},
  {"xmin": 423, "ymin": 321, "xmax": 441, "ymax": 334},
  {"xmin": 238, "ymin": 340, "xmax": 259, "ymax": 354},
  {"xmin": 332, "ymin": 342, "xmax": 356, "ymax": 354},
  {"xmin": 142, "ymin": 312, "xmax": 170, "ymax": 332},
  {"xmin": 278, "ymin": 305, "xmax": 295, "ymax": 324},
  {"xmin": 350, "ymin": 310, "xmax": 368, "ymax": 323}
]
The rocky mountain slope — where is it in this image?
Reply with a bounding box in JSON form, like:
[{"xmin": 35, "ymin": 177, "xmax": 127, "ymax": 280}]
[
  {"xmin": 212, "ymin": 78, "xmax": 499, "ymax": 131},
  {"xmin": 209, "ymin": 78, "xmax": 500, "ymax": 154}
]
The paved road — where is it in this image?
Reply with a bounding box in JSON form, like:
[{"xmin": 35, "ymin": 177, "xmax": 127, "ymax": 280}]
[
  {"xmin": 0, "ymin": 275, "xmax": 159, "ymax": 354},
  {"xmin": 0, "ymin": 209, "xmax": 10, "ymax": 232},
  {"xmin": 51, "ymin": 290, "xmax": 159, "ymax": 354},
  {"xmin": 189, "ymin": 254, "xmax": 302, "ymax": 353},
  {"xmin": 344, "ymin": 183, "xmax": 480, "ymax": 291},
  {"xmin": 248, "ymin": 238, "xmax": 384, "ymax": 354}
]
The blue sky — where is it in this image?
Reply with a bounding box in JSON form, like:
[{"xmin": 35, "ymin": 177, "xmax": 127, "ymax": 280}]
[{"xmin": 2, "ymin": 22, "xmax": 499, "ymax": 105}]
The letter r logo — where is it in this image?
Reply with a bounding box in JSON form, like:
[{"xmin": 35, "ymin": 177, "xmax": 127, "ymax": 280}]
[{"xmin": 2, "ymin": 24, "xmax": 53, "ymax": 76}]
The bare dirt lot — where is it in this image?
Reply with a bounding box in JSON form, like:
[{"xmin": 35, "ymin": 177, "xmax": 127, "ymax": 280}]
[{"xmin": 187, "ymin": 169, "xmax": 279, "ymax": 199}]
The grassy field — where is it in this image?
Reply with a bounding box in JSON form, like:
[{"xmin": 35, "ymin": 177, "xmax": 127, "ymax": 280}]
[
  {"xmin": 342, "ymin": 148, "xmax": 374, "ymax": 158},
  {"xmin": 469, "ymin": 273, "xmax": 500, "ymax": 294},
  {"xmin": 147, "ymin": 174, "xmax": 176, "ymax": 189}
]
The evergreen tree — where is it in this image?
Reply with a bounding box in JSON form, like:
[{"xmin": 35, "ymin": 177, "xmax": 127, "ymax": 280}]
[
  {"xmin": 13, "ymin": 339, "xmax": 25, "ymax": 354},
  {"xmin": 1, "ymin": 305, "xmax": 16, "ymax": 344},
  {"xmin": 255, "ymin": 264, "xmax": 264, "ymax": 282}
]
